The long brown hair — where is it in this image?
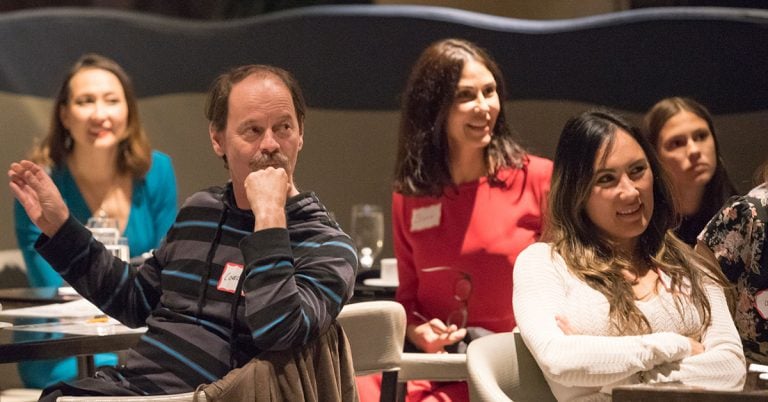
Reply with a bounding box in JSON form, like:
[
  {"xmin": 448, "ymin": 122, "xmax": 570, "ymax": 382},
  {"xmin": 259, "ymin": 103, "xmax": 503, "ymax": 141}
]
[
  {"xmin": 393, "ymin": 38, "xmax": 526, "ymax": 197},
  {"xmin": 30, "ymin": 53, "xmax": 151, "ymax": 178},
  {"xmin": 643, "ymin": 97, "xmax": 737, "ymax": 218},
  {"xmin": 546, "ymin": 109, "xmax": 728, "ymax": 335}
]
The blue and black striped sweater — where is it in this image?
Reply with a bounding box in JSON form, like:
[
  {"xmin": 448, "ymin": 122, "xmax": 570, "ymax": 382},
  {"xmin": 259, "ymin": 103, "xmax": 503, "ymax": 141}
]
[{"xmin": 36, "ymin": 184, "xmax": 358, "ymax": 395}]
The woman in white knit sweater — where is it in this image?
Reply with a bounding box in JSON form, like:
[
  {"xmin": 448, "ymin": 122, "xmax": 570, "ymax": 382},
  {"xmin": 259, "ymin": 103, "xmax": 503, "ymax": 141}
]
[{"xmin": 513, "ymin": 110, "xmax": 745, "ymax": 401}]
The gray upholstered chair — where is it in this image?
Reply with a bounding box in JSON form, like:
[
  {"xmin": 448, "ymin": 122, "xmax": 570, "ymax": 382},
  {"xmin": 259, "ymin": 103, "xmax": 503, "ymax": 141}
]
[
  {"xmin": 337, "ymin": 300, "xmax": 406, "ymax": 402},
  {"xmin": 467, "ymin": 330, "xmax": 556, "ymax": 402},
  {"xmin": 467, "ymin": 332, "xmax": 517, "ymax": 401},
  {"xmin": 344, "ymin": 301, "xmax": 467, "ymax": 401},
  {"xmin": 0, "ymin": 249, "xmax": 24, "ymax": 269},
  {"xmin": 0, "ymin": 248, "xmax": 27, "ymax": 288}
]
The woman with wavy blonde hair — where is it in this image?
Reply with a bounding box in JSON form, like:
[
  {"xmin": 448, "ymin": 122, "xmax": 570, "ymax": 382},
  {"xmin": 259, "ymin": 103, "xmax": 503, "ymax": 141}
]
[{"xmin": 513, "ymin": 110, "xmax": 744, "ymax": 401}]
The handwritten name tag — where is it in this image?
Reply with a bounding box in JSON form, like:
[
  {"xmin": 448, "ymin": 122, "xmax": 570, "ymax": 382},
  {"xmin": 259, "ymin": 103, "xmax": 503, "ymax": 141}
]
[
  {"xmin": 217, "ymin": 262, "xmax": 244, "ymax": 294},
  {"xmin": 411, "ymin": 203, "xmax": 441, "ymax": 232}
]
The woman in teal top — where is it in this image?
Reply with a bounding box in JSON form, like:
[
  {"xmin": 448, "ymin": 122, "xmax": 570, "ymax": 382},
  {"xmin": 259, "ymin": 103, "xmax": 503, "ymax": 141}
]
[
  {"xmin": 14, "ymin": 151, "xmax": 177, "ymax": 287},
  {"xmin": 12, "ymin": 54, "xmax": 178, "ymax": 388}
]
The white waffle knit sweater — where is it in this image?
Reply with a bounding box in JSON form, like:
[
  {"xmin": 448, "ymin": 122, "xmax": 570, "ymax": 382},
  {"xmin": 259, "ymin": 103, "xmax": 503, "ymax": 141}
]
[{"xmin": 513, "ymin": 242, "xmax": 746, "ymax": 402}]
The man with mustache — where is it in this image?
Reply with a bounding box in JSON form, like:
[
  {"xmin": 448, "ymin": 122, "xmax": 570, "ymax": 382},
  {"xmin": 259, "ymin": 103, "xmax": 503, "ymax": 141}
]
[{"xmin": 9, "ymin": 65, "xmax": 358, "ymax": 400}]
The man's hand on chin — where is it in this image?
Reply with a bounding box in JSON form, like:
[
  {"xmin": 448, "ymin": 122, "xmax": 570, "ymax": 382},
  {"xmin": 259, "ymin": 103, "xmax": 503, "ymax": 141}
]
[{"xmin": 244, "ymin": 167, "xmax": 291, "ymax": 231}]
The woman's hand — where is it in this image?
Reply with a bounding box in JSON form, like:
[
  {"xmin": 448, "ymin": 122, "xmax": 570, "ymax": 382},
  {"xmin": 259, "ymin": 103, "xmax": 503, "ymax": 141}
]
[
  {"xmin": 688, "ymin": 337, "xmax": 704, "ymax": 356},
  {"xmin": 559, "ymin": 313, "xmax": 705, "ymax": 359},
  {"xmin": 406, "ymin": 319, "xmax": 467, "ymax": 354},
  {"xmin": 8, "ymin": 160, "xmax": 69, "ymax": 237},
  {"xmin": 556, "ymin": 314, "xmax": 575, "ymax": 335}
]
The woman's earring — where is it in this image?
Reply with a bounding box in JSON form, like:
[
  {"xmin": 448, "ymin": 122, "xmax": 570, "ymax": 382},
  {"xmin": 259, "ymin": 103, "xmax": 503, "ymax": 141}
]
[{"xmin": 64, "ymin": 133, "xmax": 73, "ymax": 150}]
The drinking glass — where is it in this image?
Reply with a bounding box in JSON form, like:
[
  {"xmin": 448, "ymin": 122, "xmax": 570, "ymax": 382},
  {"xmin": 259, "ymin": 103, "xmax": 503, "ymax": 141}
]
[
  {"xmin": 86, "ymin": 215, "xmax": 120, "ymax": 246},
  {"xmin": 108, "ymin": 237, "xmax": 131, "ymax": 261},
  {"xmin": 350, "ymin": 204, "xmax": 384, "ymax": 269}
]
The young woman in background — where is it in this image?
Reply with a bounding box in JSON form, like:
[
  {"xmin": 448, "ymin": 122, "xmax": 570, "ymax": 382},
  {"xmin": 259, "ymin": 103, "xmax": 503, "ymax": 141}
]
[{"xmin": 643, "ymin": 97, "xmax": 737, "ymax": 245}]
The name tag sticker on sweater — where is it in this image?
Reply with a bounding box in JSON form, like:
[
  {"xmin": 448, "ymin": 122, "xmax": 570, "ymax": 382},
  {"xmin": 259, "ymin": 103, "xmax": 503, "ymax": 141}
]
[
  {"xmin": 411, "ymin": 204, "xmax": 441, "ymax": 232},
  {"xmin": 756, "ymin": 289, "xmax": 768, "ymax": 319},
  {"xmin": 217, "ymin": 262, "xmax": 244, "ymax": 294}
]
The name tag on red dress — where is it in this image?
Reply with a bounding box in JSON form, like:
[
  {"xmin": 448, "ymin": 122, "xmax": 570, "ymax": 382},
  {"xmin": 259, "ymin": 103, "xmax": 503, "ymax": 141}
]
[{"xmin": 411, "ymin": 203, "xmax": 441, "ymax": 232}]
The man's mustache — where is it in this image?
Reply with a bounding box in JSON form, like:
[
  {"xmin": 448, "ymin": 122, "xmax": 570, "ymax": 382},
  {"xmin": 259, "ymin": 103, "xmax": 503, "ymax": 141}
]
[{"xmin": 249, "ymin": 152, "xmax": 289, "ymax": 172}]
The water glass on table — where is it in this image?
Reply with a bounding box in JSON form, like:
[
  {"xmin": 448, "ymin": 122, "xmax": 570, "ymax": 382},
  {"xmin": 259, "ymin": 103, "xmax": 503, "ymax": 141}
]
[
  {"xmin": 350, "ymin": 204, "xmax": 384, "ymax": 269},
  {"xmin": 108, "ymin": 237, "xmax": 131, "ymax": 261},
  {"xmin": 86, "ymin": 216, "xmax": 130, "ymax": 261}
]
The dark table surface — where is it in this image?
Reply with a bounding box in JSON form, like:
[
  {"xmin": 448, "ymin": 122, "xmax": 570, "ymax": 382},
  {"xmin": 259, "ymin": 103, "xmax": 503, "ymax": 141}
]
[
  {"xmin": 352, "ymin": 269, "xmax": 397, "ymax": 303},
  {"xmin": 612, "ymin": 372, "xmax": 768, "ymax": 401},
  {"xmin": 0, "ymin": 286, "xmax": 79, "ymax": 306},
  {"xmin": 0, "ymin": 286, "xmax": 143, "ymax": 365},
  {"xmin": 0, "ymin": 320, "xmax": 144, "ymax": 364}
]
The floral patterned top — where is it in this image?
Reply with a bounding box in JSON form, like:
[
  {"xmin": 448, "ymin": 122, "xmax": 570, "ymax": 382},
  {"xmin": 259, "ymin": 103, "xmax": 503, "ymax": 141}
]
[{"xmin": 700, "ymin": 183, "xmax": 768, "ymax": 364}]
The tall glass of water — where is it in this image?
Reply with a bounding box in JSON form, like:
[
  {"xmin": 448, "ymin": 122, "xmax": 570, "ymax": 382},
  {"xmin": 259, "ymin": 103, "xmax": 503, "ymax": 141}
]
[
  {"xmin": 86, "ymin": 215, "xmax": 129, "ymax": 261},
  {"xmin": 86, "ymin": 215, "xmax": 120, "ymax": 245},
  {"xmin": 350, "ymin": 204, "xmax": 384, "ymax": 269}
]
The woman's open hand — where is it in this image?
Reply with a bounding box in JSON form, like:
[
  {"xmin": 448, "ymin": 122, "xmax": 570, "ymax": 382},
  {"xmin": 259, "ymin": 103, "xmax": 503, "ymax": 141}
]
[
  {"xmin": 556, "ymin": 314, "xmax": 575, "ymax": 335},
  {"xmin": 688, "ymin": 337, "xmax": 704, "ymax": 356},
  {"xmin": 8, "ymin": 160, "xmax": 69, "ymax": 237}
]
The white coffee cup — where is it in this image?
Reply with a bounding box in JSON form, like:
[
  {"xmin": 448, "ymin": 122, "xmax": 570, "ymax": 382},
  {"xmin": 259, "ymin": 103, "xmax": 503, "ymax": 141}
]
[{"xmin": 380, "ymin": 258, "xmax": 398, "ymax": 283}]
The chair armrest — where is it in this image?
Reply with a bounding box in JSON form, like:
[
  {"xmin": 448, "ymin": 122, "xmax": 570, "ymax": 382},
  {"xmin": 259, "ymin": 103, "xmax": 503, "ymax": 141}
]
[
  {"xmin": 56, "ymin": 391, "xmax": 202, "ymax": 401},
  {"xmin": 398, "ymin": 352, "xmax": 467, "ymax": 382}
]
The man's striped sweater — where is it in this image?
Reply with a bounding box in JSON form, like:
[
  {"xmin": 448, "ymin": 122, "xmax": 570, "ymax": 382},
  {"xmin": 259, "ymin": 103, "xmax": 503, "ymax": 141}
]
[{"xmin": 36, "ymin": 184, "xmax": 358, "ymax": 395}]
